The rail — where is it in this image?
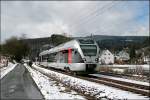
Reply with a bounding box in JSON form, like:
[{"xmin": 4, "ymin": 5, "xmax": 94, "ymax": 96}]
[{"xmin": 34, "ymin": 65, "xmax": 150, "ymax": 97}]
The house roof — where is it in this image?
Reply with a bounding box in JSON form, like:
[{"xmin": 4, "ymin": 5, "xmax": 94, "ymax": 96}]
[{"xmin": 99, "ymin": 49, "xmax": 113, "ymax": 56}]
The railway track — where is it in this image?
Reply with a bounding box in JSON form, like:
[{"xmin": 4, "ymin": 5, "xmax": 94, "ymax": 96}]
[
  {"xmin": 35, "ymin": 65, "xmax": 150, "ymax": 97},
  {"xmin": 86, "ymin": 75, "xmax": 150, "ymax": 96},
  {"xmin": 96, "ymin": 72, "xmax": 149, "ymax": 83}
]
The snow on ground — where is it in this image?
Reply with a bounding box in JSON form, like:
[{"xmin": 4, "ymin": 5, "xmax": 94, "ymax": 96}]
[
  {"xmin": 32, "ymin": 64, "xmax": 149, "ymax": 100},
  {"xmin": 24, "ymin": 64, "xmax": 86, "ymax": 100},
  {"xmin": 0, "ymin": 62, "xmax": 18, "ymax": 79},
  {"xmin": 0, "ymin": 63, "xmax": 5, "ymax": 68},
  {"xmin": 90, "ymin": 74, "xmax": 150, "ymax": 86},
  {"xmin": 99, "ymin": 65, "xmax": 150, "ymax": 70}
]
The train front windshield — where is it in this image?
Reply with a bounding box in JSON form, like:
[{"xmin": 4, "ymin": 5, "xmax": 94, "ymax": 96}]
[{"xmin": 80, "ymin": 45, "xmax": 97, "ymax": 56}]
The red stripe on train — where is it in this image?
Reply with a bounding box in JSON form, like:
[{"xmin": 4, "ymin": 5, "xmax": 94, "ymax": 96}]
[{"xmin": 68, "ymin": 48, "xmax": 72, "ymax": 63}]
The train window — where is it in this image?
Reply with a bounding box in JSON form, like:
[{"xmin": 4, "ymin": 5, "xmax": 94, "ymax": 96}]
[
  {"xmin": 42, "ymin": 53, "xmax": 56, "ymax": 62},
  {"xmin": 80, "ymin": 45, "xmax": 97, "ymax": 56},
  {"xmin": 78, "ymin": 39, "xmax": 94, "ymax": 44},
  {"xmin": 42, "ymin": 54, "xmax": 48, "ymax": 61},
  {"xmin": 62, "ymin": 50, "xmax": 68, "ymax": 53}
]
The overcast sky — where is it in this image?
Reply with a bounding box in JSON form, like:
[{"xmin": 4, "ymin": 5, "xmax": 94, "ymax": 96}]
[{"xmin": 1, "ymin": 1, "xmax": 149, "ymax": 42}]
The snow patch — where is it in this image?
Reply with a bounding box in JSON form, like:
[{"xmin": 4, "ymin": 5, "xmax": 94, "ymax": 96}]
[
  {"xmin": 90, "ymin": 74, "xmax": 150, "ymax": 86},
  {"xmin": 0, "ymin": 62, "xmax": 18, "ymax": 79},
  {"xmin": 32, "ymin": 64, "xmax": 149, "ymax": 100},
  {"xmin": 24, "ymin": 64, "xmax": 86, "ymax": 100}
]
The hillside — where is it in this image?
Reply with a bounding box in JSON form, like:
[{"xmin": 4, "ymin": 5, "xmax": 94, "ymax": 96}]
[{"xmin": 75, "ymin": 35, "xmax": 149, "ymax": 50}]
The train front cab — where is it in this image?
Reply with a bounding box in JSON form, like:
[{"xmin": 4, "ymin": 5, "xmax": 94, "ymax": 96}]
[{"xmin": 79, "ymin": 44, "xmax": 99, "ymax": 73}]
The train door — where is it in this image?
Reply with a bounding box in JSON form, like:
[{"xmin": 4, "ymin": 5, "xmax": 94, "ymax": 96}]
[
  {"xmin": 62, "ymin": 50, "xmax": 68, "ymax": 63},
  {"xmin": 59, "ymin": 52, "xmax": 64, "ymax": 63}
]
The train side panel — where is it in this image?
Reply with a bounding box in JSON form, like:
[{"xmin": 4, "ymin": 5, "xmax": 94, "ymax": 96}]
[{"xmin": 40, "ymin": 62, "xmax": 86, "ymax": 71}]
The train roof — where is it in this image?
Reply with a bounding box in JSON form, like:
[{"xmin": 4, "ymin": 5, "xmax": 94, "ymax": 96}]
[
  {"xmin": 39, "ymin": 40, "xmax": 79, "ymax": 56},
  {"xmin": 39, "ymin": 39, "xmax": 97, "ymax": 56}
]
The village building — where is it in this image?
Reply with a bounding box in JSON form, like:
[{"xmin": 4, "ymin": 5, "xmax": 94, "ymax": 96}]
[
  {"xmin": 115, "ymin": 50, "xmax": 130, "ymax": 64},
  {"xmin": 136, "ymin": 46, "xmax": 150, "ymax": 64},
  {"xmin": 99, "ymin": 49, "xmax": 114, "ymax": 64},
  {"xmin": 143, "ymin": 56, "xmax": 150, "ymax": 64}
]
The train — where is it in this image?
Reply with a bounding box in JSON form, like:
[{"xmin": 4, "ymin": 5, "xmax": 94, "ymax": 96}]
[{"xmin": 39, "ymin": 38, "xmax": 100, "ymax": 74}]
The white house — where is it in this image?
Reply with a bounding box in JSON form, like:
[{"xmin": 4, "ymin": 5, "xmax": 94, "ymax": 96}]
[
  {"xmin": 116, "ymin": 50, "xmax": 130, "ymax": 61},
  {"xmin": 143, "ymin": 56, "xmax": 150, "ymax": 64},
  {"xmin": 99, "ymin": 50, "xmax": 114, "ymax": 64}
]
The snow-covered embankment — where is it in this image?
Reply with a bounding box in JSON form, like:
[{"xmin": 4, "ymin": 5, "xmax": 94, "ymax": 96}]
[
  {"xmin": 32, "ymin": 64, "xmax": 149, "ymax": 100},
  {"xmin": 24, "ymin": 64, "xmax": 86, "ymax": 100},
  {"xmin": 0, "ymin": 62, "xmax": 18, "ymax": 79}
]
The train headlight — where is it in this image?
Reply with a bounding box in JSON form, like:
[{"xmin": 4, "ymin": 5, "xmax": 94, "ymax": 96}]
[
  {"xmin": 83, "ymin": 58, "xmax": 86, "ymax": 61},
  {"xmin": 95, "ymin": 58, "xmax": 99, "ymax": 62}
]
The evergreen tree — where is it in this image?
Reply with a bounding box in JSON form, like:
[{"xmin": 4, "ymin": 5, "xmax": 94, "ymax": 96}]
[
  {"xmin": 2, "ymin": 36, "xmax": 30, "ymax": 62},
  {"xmin": 50, "ymin": 34, "xmax": 72, "ymax": 46},
  {"xmin": 130, "ymin": 45, "xmax": 136, "ymax": 63}
]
